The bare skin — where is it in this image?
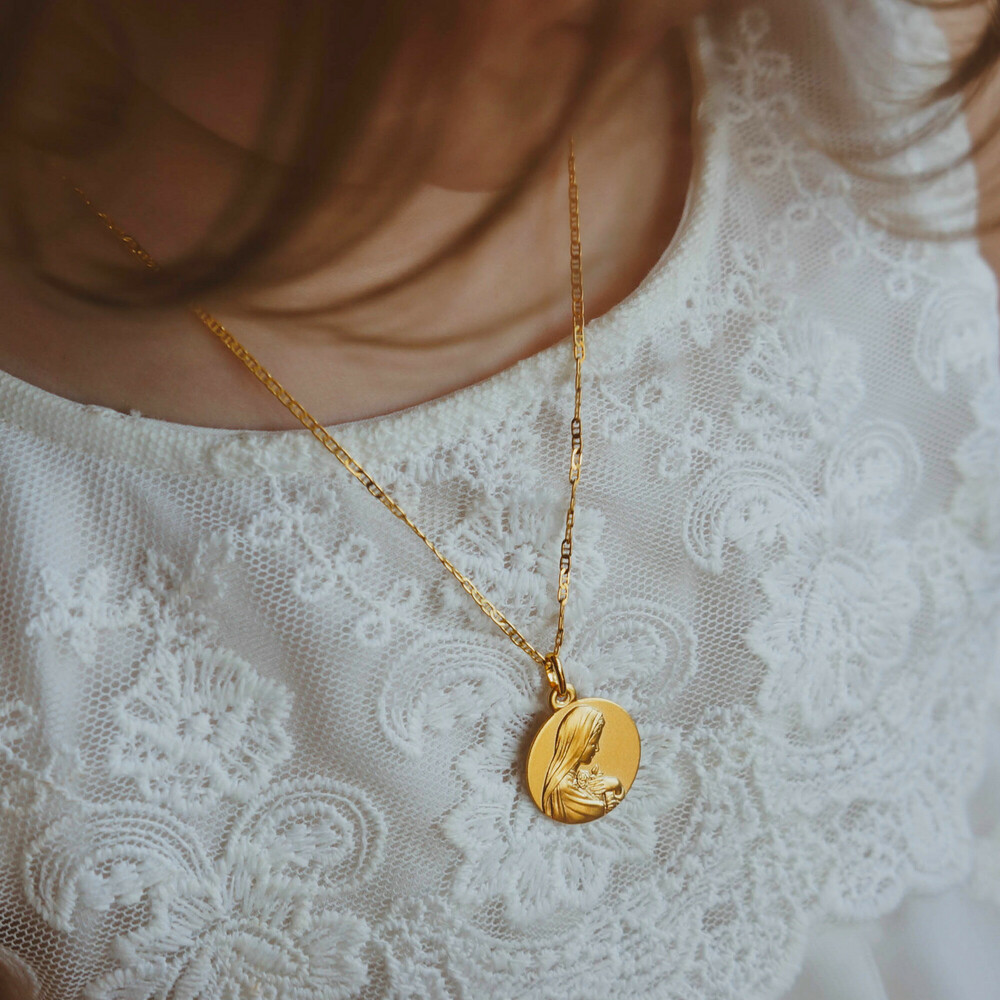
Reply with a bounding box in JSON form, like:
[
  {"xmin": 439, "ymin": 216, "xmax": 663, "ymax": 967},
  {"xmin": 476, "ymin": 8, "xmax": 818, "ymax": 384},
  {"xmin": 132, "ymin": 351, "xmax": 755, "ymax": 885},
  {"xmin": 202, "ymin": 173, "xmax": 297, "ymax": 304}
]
[
  {"xmin": 0, "ymin": 1, "xmax": 706, "ymax": 429},
  {"xmin": 2, "ymin": 2, "xmax": 993, "ymax": 432}
]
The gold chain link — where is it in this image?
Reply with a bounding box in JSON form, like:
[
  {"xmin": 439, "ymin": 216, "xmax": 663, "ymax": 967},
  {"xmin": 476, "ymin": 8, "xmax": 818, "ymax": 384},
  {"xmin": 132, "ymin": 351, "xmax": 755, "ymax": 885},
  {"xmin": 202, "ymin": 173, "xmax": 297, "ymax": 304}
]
[
  {"xmin": 552, "ymin": 138, "xmax": 586, "ymax": 665},
  {"xmin": 69, "ymin": 140, "xmax": 587, "ymax": 694}
]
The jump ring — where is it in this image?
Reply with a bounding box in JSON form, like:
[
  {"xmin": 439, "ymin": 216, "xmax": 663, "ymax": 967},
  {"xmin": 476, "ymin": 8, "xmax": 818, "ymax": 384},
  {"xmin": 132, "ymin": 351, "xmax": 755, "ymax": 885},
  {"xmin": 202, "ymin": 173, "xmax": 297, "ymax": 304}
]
[
  {"xmin": 544, "ymin": 653, "xmax": 567, "ymax": 696},
  {"xmin": 550, "ymin": 684, "xmax": 577, "ymax": 712}
]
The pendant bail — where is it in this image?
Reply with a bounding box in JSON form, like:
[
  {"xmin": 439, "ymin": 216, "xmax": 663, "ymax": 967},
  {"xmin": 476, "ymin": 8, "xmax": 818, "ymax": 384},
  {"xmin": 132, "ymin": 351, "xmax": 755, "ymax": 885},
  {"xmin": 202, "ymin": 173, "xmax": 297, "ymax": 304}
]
[{"xmin": 544, "ymin": 653, "xmax": 576, "ymax": 710}]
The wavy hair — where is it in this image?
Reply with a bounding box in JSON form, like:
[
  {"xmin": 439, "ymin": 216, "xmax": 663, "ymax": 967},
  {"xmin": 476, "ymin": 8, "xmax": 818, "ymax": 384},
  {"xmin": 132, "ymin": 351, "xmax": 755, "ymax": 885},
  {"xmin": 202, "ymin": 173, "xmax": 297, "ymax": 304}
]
[{"xmin": 0, "ymin": 0, "xmax": 996, "ymax": 309}]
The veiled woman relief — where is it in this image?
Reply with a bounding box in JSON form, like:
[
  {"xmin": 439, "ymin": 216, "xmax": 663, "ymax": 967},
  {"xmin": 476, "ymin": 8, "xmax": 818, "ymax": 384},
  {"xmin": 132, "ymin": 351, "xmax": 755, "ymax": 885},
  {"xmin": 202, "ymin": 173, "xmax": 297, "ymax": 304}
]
[{"xmin": 526, "ymin": 699, "xmax": 641, "ymax": 823}]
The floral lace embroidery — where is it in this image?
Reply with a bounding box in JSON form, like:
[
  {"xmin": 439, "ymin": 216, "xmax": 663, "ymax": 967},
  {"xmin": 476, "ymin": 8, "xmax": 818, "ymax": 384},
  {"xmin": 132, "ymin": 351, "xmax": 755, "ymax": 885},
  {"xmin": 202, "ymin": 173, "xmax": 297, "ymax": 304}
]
[
  {"xmin": 107, "ymin": 644, "xmax": 293, "ymax": 814},
  {"xmin": 953, "ymin": 382, "xmax": 1000, "ymax": 544},
  {"xmin": 1, "ymin": 6, "xmax": 999, "ymax": 1000},
  {"xmin": 435, "ymin": 489, "xmax": 608, "ymax": 629},
  {"xmin": 750, "ymin": 535, "xmax": 921, "ymax": 729},
  {"xmin": 683, "ymin": 455, "xmax": 815, "ymax": 575},
  {"xmin": 8, "ymin": 551, "xmax": 385, "ymax": 999},
  {"xmin": 233, "ymin": 477, "xmax": 422, "ymax": 646},
  {"xmin": 734, "ymin": 317, "xmax": 864, "ymax": 460},
  {"xmin": 81, "ymin": 786, "xmax": 376, "ymax": 1000}
]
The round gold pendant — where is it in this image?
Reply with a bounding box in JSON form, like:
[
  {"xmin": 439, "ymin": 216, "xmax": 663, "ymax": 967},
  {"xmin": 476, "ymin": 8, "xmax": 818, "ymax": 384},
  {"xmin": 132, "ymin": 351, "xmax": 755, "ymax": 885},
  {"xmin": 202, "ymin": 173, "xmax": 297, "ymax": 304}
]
[{"xmin": 526, "ymin": 697, "xmax": 641, "ymax": 824}]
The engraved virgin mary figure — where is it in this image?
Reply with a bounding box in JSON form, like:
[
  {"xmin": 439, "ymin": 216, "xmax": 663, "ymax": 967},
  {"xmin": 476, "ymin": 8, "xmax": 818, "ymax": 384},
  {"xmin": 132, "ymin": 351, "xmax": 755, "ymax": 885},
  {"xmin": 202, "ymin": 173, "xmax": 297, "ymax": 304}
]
[{"xmin": 541, "ymin": 704, "xmax": 624, "ymax": 822}]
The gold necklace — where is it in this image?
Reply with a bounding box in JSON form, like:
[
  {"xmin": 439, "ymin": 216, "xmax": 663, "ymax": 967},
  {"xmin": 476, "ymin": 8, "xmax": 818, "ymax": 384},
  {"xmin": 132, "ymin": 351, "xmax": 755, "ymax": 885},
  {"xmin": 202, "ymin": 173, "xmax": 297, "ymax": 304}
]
[{"xmin": 70, "ymin": 141, "xmax": 641, "ymax": 824}]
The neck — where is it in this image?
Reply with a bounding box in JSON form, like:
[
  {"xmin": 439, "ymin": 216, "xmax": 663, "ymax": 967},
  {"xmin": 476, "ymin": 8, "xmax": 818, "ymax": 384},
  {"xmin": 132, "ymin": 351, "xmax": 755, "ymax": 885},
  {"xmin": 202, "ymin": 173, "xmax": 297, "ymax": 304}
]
[{"xmin": 0, "ymin": 32, "xmax": 694, "ymax": 429}]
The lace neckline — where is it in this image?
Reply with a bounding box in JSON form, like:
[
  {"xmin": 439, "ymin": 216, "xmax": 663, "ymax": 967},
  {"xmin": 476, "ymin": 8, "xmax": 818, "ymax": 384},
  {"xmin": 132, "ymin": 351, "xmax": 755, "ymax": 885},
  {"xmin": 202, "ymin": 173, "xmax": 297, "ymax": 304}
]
[{"xmin": 0, "ymin": 21, "xmax": 726, "ymax": 478}]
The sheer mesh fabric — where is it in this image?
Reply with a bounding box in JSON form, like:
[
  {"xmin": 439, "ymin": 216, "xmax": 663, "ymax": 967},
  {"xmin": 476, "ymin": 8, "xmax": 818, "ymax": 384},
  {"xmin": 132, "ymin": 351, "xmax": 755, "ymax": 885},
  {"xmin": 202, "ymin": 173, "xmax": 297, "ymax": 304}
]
[{"xmin": 1, "ymin": 2, "xmax": 999, "ymax": 998}]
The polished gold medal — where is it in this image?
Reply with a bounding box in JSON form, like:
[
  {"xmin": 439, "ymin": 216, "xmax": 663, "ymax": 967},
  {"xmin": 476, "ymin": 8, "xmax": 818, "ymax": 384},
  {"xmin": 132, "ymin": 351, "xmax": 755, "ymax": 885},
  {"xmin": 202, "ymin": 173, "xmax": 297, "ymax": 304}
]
[
  {"xmin": 526, "ymin": 693, "xmax": 641, "ymax": 824},
  {"xmin": 71, "ymin": 139, "xmax": 640, "ymax": 825}
]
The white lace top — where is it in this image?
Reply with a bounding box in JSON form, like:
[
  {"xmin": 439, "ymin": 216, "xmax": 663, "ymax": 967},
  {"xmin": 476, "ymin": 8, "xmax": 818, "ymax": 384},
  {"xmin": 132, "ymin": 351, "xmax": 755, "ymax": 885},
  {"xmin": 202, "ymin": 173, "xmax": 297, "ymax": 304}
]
[{"xmin": 2, "ymin": 3, "xmax": 1000, "ymax": 999}]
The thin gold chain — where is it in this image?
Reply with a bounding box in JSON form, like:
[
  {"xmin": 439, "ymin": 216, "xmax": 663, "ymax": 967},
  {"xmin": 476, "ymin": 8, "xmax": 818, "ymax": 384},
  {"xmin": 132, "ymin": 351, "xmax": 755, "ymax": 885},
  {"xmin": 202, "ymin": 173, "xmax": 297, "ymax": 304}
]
[
  {"xmin": 554, "ymin": 139, "xmax": 585, "ymax": 663},
  {"xmin": 69, "ymin": 141, "xmax": 587, "ymax": 693}
]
